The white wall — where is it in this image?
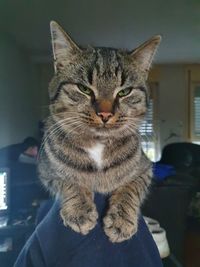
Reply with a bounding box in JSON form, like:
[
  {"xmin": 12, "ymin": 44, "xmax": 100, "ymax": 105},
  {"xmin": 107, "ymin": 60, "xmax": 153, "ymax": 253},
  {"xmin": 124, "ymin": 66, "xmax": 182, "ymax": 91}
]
[
  {"xmin": 156, "ymin": 65, "xmax": 188, "ymax": 149},
  {"xmin": 0, "ymin": 34, "xmax": 40, "ymax": 148},
  {"xmin": 150, "ymin": 64, "xmax": 200, "ymax": 153},
  {"xmin": 33, "ymin": 63, "xmax": 53, "ymax": 120}
]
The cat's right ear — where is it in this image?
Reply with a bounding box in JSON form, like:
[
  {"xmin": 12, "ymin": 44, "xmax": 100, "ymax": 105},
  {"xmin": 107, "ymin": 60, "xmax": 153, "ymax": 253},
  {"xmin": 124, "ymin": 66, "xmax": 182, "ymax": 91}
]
[
  {"xmin": 130, "ymin": 35, "xmax": 161, "ymax": 73},
  {"xmin": 50, "ymin": 21, "xmax": 81, "ymax": 73}
]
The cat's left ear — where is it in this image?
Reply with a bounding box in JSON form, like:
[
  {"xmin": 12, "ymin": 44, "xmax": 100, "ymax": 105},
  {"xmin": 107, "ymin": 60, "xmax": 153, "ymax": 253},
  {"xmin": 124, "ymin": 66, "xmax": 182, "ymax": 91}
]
[
  {"xmin": 50, "ymin": 21, "xmax": 81, "ymax": 73},
  {"xmin": 131, "ymin": 35, "xmax": 161, "ymax": 72}
]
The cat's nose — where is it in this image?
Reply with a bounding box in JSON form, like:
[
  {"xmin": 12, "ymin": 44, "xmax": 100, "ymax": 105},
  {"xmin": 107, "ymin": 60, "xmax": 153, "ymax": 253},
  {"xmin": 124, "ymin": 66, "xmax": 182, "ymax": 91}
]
[{"xmin": 97, "ymin": 112, "xmax": 113, "ymax": 123}]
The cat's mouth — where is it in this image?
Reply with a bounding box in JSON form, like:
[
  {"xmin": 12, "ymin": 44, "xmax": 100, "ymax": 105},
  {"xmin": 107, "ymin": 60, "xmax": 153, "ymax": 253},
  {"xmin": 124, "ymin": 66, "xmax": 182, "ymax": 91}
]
[
  {"xmin": 90, "ymin": 123, "xmax": 121, "ymax": 130},
  {"xmin": 87, "ymin": 115, "xmax": 142, "ymax": 136},
  {"xmin": 88, "ymin": 124, "xmax": 122, "ymax": 138},
  {"xmin": 88, "ymin": 117, "xmax": 123, "ymax": 130},
  {"xmin": 81, "ymin": 112, "xmax": 141, "ymax": 134},
  {"xmin": 86, "ymin": 112, "xmax": 122, "ymax": 129}
]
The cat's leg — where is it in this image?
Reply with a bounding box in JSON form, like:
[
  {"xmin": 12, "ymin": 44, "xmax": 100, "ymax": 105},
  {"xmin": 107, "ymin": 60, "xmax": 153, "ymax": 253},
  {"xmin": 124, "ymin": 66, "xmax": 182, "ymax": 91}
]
[
  {"xmin": 60, "ymin": 183, "xmax": 98, "ymax": 235},
  {"xmin": 103, "ymin": 169, "xmax": 152, "ymax": 243}
]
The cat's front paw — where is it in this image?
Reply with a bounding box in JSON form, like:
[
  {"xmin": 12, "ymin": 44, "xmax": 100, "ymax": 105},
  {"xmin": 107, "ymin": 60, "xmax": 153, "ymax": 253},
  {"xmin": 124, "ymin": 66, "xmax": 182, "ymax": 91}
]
[
  {"xmin": 103, "ymin": 205, "xmax": 138, "ymax": 243},
  {"xmin": 60, "ymin": 202, "xmax": 98, "ymax": 235}
]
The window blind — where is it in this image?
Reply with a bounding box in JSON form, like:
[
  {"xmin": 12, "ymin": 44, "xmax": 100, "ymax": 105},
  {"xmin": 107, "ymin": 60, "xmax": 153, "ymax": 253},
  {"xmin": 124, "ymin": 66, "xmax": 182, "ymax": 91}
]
[
  {"xmin": 139, "ymin": 99, "xmax": 154, "ymax": 138},
  {"xmin": 139, "ymin": 98, "xmax": 155, "ymax": 161},
  {"xmin": 193, "ymin": 86, "xmax": 200, "ymax": 138}
]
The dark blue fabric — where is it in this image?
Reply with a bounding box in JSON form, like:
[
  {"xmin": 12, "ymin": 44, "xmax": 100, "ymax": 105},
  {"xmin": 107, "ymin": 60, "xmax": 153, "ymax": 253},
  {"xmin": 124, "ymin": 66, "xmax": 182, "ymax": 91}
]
[
  {"xmin": 153, "ymin": 163, "xmax": 176, "ymax": 181},
  {"xmin": 14, "ymin": 194, "xmax": 163, "ymax": 267}
]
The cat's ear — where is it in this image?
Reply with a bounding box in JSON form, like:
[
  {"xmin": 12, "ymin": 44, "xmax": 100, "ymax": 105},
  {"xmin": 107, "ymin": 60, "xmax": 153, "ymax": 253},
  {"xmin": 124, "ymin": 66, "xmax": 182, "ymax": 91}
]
[
  {"xmin": 131, "ymin": 35, "xmax": 161, "ymax": 72},
  {"xmin": 50, "ymin": 21, "xmax": 81, "ymax": 73}
]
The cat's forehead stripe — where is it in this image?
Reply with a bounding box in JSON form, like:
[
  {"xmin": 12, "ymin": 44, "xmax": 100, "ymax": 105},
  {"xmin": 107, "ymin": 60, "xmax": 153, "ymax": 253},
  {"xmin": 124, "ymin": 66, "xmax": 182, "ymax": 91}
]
[
  {"xmin": 87, "ymin": 68, "xmax": 93, "ymax": 85},
  {"xmin": 94, "ymin": 48, "xmax": 121, "ymax": 78}
]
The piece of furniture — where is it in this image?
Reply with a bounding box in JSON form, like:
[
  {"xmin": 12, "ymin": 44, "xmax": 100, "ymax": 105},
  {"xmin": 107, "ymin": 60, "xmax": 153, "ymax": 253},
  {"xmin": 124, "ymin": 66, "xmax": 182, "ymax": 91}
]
[
  {"xmin": 184, "ymin": 218, "xmax": 200, "ymax": 267},
  {"xmin": 158, "ymin": 142, "xmax": 200, "ymax": 187},
  {"xmin": 142, "ymin": 174, "xmax": 196, "ymax": 265},
  {"xmin": 143, "ymin": 142, "xmax": 200, "ymax": 266}
]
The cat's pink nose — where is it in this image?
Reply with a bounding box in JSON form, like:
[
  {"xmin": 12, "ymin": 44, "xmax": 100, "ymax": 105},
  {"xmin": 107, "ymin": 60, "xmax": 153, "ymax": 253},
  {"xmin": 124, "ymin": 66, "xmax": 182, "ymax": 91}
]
[{"xmin": 98, "ymin": 112, "xmax": 113, "ymax": 123}]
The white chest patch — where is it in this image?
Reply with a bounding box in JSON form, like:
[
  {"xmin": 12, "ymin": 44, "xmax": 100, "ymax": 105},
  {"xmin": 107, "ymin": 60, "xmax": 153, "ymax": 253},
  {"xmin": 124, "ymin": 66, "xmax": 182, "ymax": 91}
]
[{"xmin": 86, "ymin": 143, "xmax": 104, "ymax": 169}]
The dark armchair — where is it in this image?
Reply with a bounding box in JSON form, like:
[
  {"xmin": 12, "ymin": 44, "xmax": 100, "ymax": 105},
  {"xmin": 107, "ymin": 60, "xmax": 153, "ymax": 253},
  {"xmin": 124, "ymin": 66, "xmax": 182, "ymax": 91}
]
[{"xmin": 143, "ymin": 142, "xmax": 200, "ymax": 265}]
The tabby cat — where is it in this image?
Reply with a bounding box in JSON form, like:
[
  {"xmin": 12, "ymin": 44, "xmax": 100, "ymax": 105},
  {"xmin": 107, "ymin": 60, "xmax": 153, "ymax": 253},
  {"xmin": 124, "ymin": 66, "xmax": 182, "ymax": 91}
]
[{"xmin": 39, "ymin": 21, "xmax": 161, "ymax": 243}]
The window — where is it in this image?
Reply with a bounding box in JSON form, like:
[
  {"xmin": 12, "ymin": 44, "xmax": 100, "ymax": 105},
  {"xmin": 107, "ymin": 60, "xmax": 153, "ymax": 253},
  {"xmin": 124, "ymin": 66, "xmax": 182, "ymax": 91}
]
[
  {"xmin": 190, "ymin": 82, "xmax": 200, "ymax": 144},
  {"xmin": 140, "ymin": 82, "xmax": 159, "ymax": 161}
]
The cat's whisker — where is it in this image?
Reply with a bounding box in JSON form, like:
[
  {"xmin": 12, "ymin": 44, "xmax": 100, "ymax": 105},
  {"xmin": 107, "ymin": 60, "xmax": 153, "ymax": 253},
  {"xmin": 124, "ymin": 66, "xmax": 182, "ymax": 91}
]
[
  {"xmin": 65, "ymin": 124, "xmax": 85, "ymax": 137},
  {"xmin": 124, "ymin": 123, "xmax": 140, "ymax": 136},
  {"xmin": 39, "ymin": 119, "xmax": 82, "ymax": 157},
  {"xmin": 39, "ymin": 126, "xmax": 64, "ymax": 157},
  {"xmin": 47, "ymin": 111, "xmax": 85, "ymax": 118},
  {"xmin": 43, "ymin": 119, "xmax": 85, "ymax": 145}
]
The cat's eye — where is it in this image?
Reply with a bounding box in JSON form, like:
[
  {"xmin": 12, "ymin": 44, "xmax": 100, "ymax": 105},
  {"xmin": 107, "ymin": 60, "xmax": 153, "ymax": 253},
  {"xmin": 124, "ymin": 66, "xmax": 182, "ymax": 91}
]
[
  {"xmin": 78, "ymin": 84, "xmax": 93, "ymax": 95},
  {"xmin": 117, "ymin": 87, "xmax": 132, "ymax": 97}
]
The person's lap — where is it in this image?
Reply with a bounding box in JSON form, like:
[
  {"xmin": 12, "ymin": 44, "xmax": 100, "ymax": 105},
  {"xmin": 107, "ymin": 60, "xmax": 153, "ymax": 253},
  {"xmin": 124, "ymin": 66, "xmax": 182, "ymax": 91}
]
[{"xmin": 14, "ymin": 194, "xmax": 163, "ymax": 267}]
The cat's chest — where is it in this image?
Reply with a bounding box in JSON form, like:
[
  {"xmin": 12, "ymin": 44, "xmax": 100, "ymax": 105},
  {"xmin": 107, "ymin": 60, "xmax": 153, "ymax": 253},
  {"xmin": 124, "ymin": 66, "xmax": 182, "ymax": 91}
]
[{"xmin": 85, "ymin": 143, "xmax": 105, "ymax": 169}]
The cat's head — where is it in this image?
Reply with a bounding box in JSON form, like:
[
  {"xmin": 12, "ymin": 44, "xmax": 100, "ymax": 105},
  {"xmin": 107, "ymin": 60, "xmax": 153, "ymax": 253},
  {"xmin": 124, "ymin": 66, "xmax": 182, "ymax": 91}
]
[{"xmin": 48, "ymin": 21, "xmax": 161, "ymax": 138}]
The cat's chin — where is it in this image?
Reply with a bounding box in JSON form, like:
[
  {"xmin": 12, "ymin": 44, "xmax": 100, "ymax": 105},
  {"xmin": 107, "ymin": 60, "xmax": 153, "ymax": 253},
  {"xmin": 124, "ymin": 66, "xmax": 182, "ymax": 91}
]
[
  {"xmin": 89, "ymin": 124, "xmax": 135, "ymax": 139},
  {"xmin": 88, "ymin": 126, "xmax": 115, "ymax": 137}
]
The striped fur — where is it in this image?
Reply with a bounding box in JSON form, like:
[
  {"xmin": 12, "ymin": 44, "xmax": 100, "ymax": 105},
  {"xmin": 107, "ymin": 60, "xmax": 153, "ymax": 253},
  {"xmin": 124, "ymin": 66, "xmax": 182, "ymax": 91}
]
[{"xmin": 38, "ymin": 21, "xmax": 161, "ymax": 242}]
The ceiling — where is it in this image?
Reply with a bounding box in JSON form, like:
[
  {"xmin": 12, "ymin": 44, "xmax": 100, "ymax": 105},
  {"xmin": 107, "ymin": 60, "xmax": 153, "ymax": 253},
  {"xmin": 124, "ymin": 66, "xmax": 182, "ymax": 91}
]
[{"xmin": 1, "ymin": 0, "xmax": 200, "ymax": 63}]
